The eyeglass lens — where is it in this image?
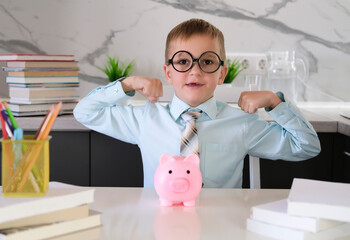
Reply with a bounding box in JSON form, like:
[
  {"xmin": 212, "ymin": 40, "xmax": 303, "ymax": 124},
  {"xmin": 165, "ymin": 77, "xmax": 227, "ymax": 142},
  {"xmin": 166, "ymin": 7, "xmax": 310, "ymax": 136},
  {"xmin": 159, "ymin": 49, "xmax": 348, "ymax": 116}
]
[{"xmin": 171, "ymin": 51, "xmax": 222, "ymax": 73}]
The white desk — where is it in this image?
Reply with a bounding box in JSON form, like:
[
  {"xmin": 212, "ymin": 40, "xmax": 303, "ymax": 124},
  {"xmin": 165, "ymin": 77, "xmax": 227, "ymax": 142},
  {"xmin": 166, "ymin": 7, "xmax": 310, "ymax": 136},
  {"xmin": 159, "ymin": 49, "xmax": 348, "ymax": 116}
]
[{"xmin": 90, "ymin": 187, "xmax": 289, "ymax": 240}]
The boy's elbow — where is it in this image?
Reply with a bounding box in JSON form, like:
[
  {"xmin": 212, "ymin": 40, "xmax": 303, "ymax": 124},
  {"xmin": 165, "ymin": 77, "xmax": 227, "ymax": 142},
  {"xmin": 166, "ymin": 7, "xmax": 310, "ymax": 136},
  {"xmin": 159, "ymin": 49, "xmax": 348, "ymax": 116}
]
[
  {"xmin": 73, "ymin": 101, "xmax": 106, "ymax": 126},
  {"xmin": 73, "ymin": 103, "xmax": 86, "ymax": 123},
  {"xmin": 308, "ymin": 145, "xmax": 321, "ymax": 158},
  {"xmin": 73, "ymin": 107, "xmax": 80, "ymax": 121},
  {"xmin": 304, "ymin": 138, "xmax": 322, "ymax": 159}
]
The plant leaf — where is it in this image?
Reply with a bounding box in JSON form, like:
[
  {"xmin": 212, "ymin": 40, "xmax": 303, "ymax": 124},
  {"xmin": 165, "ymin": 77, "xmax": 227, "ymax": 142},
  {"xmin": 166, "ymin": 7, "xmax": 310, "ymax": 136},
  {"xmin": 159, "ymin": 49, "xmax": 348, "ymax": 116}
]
[
  {"xmin": 97, "ymin": 55, "xmax": 135, "ymax": 82},
  {"xmin": 224, "ymin": 57, "xmax": 244, "ymax": 84}
]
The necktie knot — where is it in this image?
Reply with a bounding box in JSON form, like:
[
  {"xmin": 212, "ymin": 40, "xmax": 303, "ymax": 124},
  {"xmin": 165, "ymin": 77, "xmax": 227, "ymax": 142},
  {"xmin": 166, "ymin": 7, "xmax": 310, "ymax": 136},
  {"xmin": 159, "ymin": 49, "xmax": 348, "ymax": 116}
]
[{"xmin": 181, "ymin": 111, "xmax": 201, "ymax": 122}]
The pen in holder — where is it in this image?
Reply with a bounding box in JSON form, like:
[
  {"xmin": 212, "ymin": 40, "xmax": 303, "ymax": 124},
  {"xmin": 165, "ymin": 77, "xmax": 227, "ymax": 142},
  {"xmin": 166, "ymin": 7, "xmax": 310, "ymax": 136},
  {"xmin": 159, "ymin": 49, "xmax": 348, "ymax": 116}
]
[
  {"xmin": 0, "ymin": 101, "xmax": 61, "ymax": 197},
  {"xmin": 1, "ymin": 135, "xmax": 51, "ymax": 197}
]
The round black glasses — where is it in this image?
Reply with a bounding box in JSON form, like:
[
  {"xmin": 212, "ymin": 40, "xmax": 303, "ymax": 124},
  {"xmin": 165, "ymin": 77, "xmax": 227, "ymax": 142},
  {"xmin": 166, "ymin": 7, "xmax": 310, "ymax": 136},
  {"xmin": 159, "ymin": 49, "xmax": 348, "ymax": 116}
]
[{"xmin": 168, "ymin": 50, "xmax": 224, "ymax": 73}]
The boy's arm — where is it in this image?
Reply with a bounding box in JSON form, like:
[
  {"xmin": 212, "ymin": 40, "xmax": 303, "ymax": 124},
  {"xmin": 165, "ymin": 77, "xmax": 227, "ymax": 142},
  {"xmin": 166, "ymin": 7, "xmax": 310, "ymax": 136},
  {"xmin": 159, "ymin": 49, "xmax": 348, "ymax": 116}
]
[
  {"xmin": 238, "ymin": 91, "xmax": 282, "ymax": 113},
  {"xmin": 121, "ymin": 76, "xmax": 163, "ymax": 102},
  {"xmin": 74, "ymin": 76, "xmax": 163, "ymax": 144},
  {"xmin": 244, "ymin": 92, "xmax": 321, "ymax": 160}
]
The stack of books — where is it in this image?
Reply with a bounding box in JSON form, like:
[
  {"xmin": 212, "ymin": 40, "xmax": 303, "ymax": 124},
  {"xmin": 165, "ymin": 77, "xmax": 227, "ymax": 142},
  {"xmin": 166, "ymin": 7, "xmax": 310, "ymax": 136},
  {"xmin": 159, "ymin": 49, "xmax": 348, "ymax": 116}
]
[
  {"xmin": 247, "ymin": 178, "xmax": 350, "ymax": 240},
  {"xmin": 0, "ymin": 54, "xmax": 79, "ymax": 116},
  {"xmin": 0, "ymin": 182, "xmax": 102, "ymax": 240}
]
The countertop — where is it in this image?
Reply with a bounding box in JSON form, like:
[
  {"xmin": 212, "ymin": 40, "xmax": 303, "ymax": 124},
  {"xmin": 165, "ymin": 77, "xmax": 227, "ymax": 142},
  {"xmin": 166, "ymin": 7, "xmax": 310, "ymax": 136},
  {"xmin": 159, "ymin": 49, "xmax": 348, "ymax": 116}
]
[
  {"xmin": 89, "ymin": 187, "xmax": 291, "ymax": 240},
  {"xmin": 9, "ymin": 101, "xmax": 350, "ymax": 137}
]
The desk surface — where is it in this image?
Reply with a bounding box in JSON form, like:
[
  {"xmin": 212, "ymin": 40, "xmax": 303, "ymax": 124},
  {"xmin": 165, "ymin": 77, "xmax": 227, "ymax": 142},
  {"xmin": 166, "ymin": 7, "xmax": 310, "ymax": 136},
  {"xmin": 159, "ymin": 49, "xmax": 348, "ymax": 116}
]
[{"xmin": 89, "ymin": 187, "xmax": 289, "ymax": 240}]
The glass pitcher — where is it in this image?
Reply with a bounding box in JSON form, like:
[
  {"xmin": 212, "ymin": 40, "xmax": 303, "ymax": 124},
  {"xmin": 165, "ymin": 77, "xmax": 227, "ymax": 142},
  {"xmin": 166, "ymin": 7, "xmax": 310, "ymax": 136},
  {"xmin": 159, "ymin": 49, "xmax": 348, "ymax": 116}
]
[{"xmin": 266, "ymin": 51, "xmax": 307, "ymax": 102}]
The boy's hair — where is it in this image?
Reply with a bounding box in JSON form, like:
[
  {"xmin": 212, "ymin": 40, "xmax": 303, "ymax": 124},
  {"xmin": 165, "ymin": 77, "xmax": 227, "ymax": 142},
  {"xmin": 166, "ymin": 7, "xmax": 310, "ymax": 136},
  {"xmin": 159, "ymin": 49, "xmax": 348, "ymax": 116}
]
[{"xmin": 165, "ymin": 18, "xmax": 226, "ymax": 63}]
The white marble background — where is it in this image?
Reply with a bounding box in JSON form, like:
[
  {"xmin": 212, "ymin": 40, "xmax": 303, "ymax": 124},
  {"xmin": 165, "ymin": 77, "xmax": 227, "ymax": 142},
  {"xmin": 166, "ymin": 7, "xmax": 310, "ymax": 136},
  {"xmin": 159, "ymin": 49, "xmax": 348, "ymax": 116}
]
[{"xmin": 0, "ymin": 0, "xmax": 349, "ymax": 101}]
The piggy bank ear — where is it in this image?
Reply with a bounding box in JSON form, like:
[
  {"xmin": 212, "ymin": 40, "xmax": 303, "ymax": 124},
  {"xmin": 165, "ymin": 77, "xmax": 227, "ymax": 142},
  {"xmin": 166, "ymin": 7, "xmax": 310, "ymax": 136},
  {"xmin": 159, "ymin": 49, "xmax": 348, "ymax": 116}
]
[
  {"xmin": 159, "ymin": 153, "xmax": 174, "ymax": 164},
  {"xmin": 184, "ymin": 154, "xmax": 200, "ymax": 166}
]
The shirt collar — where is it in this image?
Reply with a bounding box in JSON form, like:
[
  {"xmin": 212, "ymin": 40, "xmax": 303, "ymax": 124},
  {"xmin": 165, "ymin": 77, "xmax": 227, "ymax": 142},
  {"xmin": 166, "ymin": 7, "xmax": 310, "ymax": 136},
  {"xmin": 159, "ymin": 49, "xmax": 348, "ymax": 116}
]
[{"xmin": 169, "ymin": 94, "xmax": 218, "ymax": 121}]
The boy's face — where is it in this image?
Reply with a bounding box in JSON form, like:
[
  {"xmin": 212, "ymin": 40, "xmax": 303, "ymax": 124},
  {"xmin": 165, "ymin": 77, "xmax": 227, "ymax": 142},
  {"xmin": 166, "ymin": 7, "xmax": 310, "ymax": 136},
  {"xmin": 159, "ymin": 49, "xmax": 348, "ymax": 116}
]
[{"xmin": 163, "ymin": 34, "xmax": 228, "ymax": 107}]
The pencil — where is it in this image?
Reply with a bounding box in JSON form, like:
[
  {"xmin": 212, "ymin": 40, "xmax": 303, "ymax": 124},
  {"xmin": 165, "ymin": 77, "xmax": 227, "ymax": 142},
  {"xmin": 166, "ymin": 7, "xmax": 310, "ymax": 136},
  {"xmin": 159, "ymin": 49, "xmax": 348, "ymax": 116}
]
[
  {"xmin": 0, "ymin": 114, "xmax": 13, "ymax": 176},
  {"xmin": 3, "ymin": 100, "xmax": 42, "ymax": 191},
  {"xmin": 17, "ymin": 102, "xmax": 62, "ymax": 191},
  {"xmin": 34, "ymin": 109, "xmax": 51, "ymax": 139},
  {"xmin": 2, "ymin": 101, "xmax": 18, "ymax": 130},
  {"xmin": 37, "ymin": 102, "xmax": 62, "ymax": 140},
  {"xmin": 0, "ymin": 109, "xmax": 9, "ymax": 140},
  {"xmin": 0, "ymin": 110, "xmax": 14, "ymax": 135}
]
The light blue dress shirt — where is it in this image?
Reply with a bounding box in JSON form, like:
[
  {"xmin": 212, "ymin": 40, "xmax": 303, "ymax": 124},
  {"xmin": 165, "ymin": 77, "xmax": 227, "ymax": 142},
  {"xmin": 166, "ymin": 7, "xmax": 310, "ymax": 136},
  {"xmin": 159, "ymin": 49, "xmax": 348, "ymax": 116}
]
[{"xmin": 74, "ymin": 80, "xmax": 321, "ymax": 188}]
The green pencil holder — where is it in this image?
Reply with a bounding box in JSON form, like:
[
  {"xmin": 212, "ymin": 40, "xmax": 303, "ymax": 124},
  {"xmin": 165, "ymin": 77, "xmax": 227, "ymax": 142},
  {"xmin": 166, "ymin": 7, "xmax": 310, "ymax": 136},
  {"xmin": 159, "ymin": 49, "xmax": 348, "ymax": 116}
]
[{"xmin": 1, "ymin": 135, "xmax": 51, "ymax": 197}]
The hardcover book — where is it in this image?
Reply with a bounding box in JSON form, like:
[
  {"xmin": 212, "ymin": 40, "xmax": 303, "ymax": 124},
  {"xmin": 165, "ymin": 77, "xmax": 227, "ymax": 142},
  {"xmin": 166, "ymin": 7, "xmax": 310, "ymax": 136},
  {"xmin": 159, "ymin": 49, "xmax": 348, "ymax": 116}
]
[
  {"xmin": 9, "ymin": 87, "xmax": 78, "ymax": 99},
  {"xmin": 0, "ymin": 204, "xmax": 89, "ymax": 230},
  {"xmin": 6, "ymin": 61, "xmax": 78, "ymax": 68},
  {"xmin": 250, "ymin": 199, "xmax": 341, "ymax": 233},
  {"xmin": 8, "ymin": 83, "xmax": 80, "ymax": 88},
  {"xmin": 7, "ymin": 102, "xmax": 77, "ymax": 113},
  {"xmin": 0, "ymin": 210, "xmax": 101, "ymax": 240},
  {"xmin": 6, "ymin": 76, "xmax": 79, "ymax": 84},
  {"xmin": 0, "ymin": 54, "xmax": 75, "ymax": 62},
  {"xmin": 287, "ymin": 178, "xmax": 350, "ymax": 222},
  {"xmin": 3, "ymin": 67, "xmax": 79, "ymax": 72},
  {"xmin": 7, "ymin": 71, "xmax": 79, "ymax": 77},
  {"xmin": 8, "ymin": 96, "xmax": 80, "ymax": 105},
  {"xmin": 0, "ymin": 182, "xmax": 95, "ymax": 224},
  {"xmin": 247, "ymin": 218, "xmax": 350, "ymax": 240},
  {"xmin": 9, "ymin": 109, "xmax": 73, "ymax": 117}
]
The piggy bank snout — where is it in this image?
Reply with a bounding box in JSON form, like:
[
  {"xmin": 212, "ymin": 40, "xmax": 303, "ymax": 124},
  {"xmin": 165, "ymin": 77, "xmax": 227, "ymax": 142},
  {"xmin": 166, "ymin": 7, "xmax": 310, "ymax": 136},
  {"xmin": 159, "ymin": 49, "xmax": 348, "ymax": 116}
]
[{"xmin": 169, "ymin": 178, "xmax": 190, "ymax": 193}]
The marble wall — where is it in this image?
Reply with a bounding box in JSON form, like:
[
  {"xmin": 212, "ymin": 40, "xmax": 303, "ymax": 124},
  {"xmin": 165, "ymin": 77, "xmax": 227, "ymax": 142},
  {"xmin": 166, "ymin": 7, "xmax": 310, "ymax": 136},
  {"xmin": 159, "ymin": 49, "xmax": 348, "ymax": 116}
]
[{"xmin": 0, "ymin": 0, "xmax": 349, "ymax": 101}]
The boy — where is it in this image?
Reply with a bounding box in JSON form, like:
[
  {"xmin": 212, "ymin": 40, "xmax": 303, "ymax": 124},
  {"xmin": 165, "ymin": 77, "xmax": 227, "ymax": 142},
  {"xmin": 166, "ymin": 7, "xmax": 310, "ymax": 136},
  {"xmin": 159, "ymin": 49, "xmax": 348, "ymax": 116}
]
[{"xmin": 74, "ymin": 19, "xmax": 321, "ymax": 188}]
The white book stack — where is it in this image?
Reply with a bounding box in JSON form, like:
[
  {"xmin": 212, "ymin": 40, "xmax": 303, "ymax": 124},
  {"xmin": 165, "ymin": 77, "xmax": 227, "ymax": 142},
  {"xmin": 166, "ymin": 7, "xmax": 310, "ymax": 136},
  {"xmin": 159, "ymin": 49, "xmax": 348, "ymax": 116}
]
[
  {"xmin": 0, "ymin": 182, "xmax": 102, "ymax": 240},
  {"xmin": 247, "ymin": 178, "xmax": 350, "ymax": 240}
]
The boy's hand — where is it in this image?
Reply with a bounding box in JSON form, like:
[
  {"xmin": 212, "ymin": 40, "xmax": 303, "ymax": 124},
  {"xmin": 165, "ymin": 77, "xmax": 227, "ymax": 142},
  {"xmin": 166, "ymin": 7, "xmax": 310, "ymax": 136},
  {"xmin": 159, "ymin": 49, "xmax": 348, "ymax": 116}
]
[
  {"xmin": 122, "ymin": 76, "xmax": 163, "ymax": 102},
  {"xmin": 238, "ymin": 91, "xmax": 282, "ymax": 113}
]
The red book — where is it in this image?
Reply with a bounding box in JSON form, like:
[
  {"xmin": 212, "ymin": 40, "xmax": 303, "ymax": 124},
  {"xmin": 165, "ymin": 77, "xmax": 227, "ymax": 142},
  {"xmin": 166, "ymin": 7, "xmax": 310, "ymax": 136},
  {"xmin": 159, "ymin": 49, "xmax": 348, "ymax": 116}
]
[{"xmin": 0, "ymin": 54, "xmax": 75, "ymax": 62}]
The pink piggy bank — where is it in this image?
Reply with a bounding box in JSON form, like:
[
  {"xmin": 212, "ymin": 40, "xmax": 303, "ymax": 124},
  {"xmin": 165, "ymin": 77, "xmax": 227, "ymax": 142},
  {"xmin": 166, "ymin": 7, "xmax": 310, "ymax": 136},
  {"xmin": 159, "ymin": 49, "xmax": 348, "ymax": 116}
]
[{"xmin": 154, "ymin": 153, "xmax": 202, "ymax": 207}]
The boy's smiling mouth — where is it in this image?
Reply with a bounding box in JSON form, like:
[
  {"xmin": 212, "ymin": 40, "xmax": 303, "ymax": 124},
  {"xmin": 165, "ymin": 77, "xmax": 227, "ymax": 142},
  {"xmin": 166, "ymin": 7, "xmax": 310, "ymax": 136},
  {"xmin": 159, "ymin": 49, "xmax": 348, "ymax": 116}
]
[{"xmin": 186, "ymin": 82, "xmax": 204, "ymax": 88}]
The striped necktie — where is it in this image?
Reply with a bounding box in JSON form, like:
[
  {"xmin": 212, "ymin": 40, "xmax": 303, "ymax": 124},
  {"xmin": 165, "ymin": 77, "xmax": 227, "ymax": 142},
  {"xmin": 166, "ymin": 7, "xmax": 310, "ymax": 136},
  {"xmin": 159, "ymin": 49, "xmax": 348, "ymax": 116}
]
[{"xmin": 180, "ymin": 111, "xmax": 201, "ymax": 156}]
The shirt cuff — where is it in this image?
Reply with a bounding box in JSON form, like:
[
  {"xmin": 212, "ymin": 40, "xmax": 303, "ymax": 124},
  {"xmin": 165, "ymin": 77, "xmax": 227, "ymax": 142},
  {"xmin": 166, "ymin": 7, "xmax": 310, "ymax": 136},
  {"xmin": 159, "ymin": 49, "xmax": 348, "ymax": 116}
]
[
  {"xmin": 115, "ymin": 77, "xmax": 136, "ymax": 96},
  {"xmin": 265, "ymin": 91, "xmax": 285, "ymax": 112},
  {"xmin": 103, "ymin": 80, "xmax": 134, "ymax": 102},
  {"xmin": 267, "ymin": 101, "xmax": 296, "ymax": 126}
]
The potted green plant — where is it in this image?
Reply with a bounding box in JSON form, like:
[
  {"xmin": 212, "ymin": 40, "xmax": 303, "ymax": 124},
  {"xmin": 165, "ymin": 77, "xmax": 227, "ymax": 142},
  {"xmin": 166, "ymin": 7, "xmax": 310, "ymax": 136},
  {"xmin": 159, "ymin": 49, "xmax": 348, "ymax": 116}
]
[
  {"xmin": 215, "ymin": 57, "xmax": 246, "ymax": 103},
  {"xmin": 224, "ymin": 58, "xmax": 244, "ymax": 84},
  {"xmin": 98, "ymin": 55, "xmax": 135, "ymax": 82}
]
